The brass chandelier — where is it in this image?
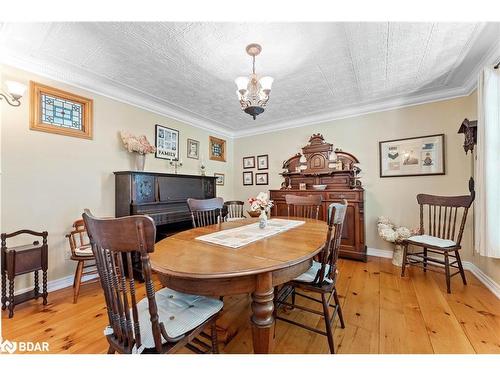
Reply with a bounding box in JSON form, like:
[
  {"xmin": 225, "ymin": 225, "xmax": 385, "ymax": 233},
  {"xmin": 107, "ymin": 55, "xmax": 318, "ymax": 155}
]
[{"xmin": 235, "ymin": 43, "xmax": 274, "ymax": 120}]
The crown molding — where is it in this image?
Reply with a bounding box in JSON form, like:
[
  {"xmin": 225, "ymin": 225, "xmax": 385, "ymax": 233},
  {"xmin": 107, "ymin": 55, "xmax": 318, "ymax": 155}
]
[
  {"xmin": 2, "ymin": 43, "xmax": 494, "ymax": 140},
  {"xmin": 0, "ymin": 52, "xmax": 236, "ymax": 138},
  {"xmin": 462, "ymin": 38, "xmax": 500, "ymax": 96}
]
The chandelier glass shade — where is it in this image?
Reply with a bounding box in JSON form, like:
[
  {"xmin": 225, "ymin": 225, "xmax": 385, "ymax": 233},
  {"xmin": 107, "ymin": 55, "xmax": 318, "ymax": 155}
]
[{"xmin": 235, "ymin": 44, "xmax": 273, "ymax": 120}]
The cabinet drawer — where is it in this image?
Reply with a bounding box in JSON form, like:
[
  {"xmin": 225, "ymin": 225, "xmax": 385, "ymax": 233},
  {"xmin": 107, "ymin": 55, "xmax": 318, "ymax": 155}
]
[
  {"xmin": 12, "ymin": 248, "xmax": 42, "ymax": 275},
  {"xmin": 326, "ymin": 191, "xmax": 360, "ymax": 201},
  {"xmin": 269, "ymin": 190, "xmax": 325, "ymax": 200}
]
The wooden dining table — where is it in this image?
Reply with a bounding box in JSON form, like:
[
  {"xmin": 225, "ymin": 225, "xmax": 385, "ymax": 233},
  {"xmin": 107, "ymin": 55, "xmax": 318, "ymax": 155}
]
[{"xmin": 150, "ymin": 217, "xmax": 328, "ymax": 354}]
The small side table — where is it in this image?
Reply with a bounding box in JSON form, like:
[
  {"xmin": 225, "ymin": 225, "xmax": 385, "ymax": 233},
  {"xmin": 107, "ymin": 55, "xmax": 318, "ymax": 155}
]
[{"xmin": 1, "ymin": 230, "xmax": 48, "ymax": 318}]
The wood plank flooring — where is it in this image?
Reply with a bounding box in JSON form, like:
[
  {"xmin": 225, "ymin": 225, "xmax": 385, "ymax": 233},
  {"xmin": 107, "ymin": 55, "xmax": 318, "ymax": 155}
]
[{"xmin": 2, "ymin": 256, "xmax": 499, "ymax": 354}]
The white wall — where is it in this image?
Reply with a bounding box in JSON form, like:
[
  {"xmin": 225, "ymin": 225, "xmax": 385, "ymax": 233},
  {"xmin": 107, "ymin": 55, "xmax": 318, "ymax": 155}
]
[{"xmin": 1, "ymin": 65, "xmax": 234, "ymax": 290}]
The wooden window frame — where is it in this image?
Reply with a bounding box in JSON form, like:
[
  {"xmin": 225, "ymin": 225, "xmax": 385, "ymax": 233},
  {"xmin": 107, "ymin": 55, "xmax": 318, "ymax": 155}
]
[{"xmin": 30, "ymin": 81, "xmax": 93, "ymax": 140}]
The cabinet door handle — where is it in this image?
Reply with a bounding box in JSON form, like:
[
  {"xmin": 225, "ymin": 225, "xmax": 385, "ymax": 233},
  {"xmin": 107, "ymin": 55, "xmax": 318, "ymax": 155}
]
[{"xmin": 339, "ymin": 194, "xmax": 345, "ymax": 199}]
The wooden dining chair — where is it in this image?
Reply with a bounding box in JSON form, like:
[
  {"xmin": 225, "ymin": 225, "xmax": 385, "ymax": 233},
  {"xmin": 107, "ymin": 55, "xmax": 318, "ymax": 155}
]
[
  {"xmin": 275, "ymin": 200, "xmax": 347, "ymax": 354},
  {"xmin": 187, "ymin": 197, "xmax": 224, "ymax": 228},
  {"xmin": 82, "ymin": 210, "xmax": 223, "ymax": 354},
  {"xmin": 65, "ymin": 219, "xmax": 99, "ymax": 303},
  {"xmin": 285, "ymin": 194, "xmax": 323, "ymax": 219},
  {"xmin": 223, "ymin": 200, "xmax": 246, "ymax": 221},
  {"xmin": 401, "ymin": 190, "xmax": 475, "ymax": 293}
]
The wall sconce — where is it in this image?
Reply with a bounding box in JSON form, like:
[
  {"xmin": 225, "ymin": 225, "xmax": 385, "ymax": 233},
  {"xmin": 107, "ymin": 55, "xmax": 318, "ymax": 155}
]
[{"xmin": 0, "ymin": 81, "xmax": 27, "ymax": 107}]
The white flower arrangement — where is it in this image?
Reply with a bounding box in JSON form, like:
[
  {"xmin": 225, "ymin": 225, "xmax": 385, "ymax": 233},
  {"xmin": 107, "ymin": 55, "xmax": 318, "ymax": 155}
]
[
  {"xmin": 377, "ymin": 216, "xmax": 418, "ymax": 244},
  {"xmin": 248, "ymin": 192, "xmax": 274, "ymax": 212},
  {"xmin": 120, "ymin": 131, "xmax": 156, "ymax": 155}
]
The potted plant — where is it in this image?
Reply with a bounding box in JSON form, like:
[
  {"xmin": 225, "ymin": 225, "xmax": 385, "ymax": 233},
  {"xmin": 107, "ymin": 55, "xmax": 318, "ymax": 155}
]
[
  {"xmin": 248, "ymin": 192, "xmax": 274, "ymax": 229},
  {"xmin": 120, "ymin": 131, "xmax": 156, "ymax": 171}
]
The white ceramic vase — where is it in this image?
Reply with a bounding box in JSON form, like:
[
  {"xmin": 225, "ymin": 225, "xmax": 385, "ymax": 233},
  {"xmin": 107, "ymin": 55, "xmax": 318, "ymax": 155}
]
[
  {"xmin": 135, "ymin": 153, "xmax": 146, "ymax": 171},
  {"xmin": 392, "ymin": 243, "xmax": 404, "ymax": 267},
  {"xmin": 259, "ymin": 210, "xmax": 268, "ymax": 229}
]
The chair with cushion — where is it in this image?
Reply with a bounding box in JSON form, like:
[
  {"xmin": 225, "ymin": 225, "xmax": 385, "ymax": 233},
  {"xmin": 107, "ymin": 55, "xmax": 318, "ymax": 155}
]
[
  {"xmin": 275, "ymin": 200, "xmax": 347, "ymax": 354},
  {"xmin": 66, "ymin": 219, "xmax": 99, "ymax": 303},
  {"xmin": 82, "ymin": 210, "xmax": 222, "ymax": 354},
  {"xmin": 401, "ymin": 191, "xmax": 474, "ymax": 293},
  {"xmin": 223, "ymin": 200, "xmax": 246, "ymax": 221},
  {"xmin": 187, "ymin": 197, "xmax": 224, "ymax": 228},
  {"xmin": 285, "ymin": 194, "xmax": 323, "ymax": 220}
]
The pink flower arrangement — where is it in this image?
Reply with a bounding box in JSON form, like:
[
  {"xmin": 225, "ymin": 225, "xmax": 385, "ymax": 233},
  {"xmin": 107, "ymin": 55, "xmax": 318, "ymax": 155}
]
[
  {"xmin": 120, "ymin": 131, "xmax": 156, "ymax": 155},
  {"xmin": 248, "ymin": 192, "xmax": 274, "ymax": 212}
]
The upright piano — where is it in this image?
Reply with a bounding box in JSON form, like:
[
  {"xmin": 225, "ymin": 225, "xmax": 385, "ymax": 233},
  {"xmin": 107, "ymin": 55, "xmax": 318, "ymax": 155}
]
[{"xmin": 114, "ymin": 171, "xmax": 217, "ymax": 278}]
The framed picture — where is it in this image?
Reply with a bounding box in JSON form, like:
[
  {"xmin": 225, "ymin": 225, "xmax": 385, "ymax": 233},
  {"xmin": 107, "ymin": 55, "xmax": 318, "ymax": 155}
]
[
  {"xmin": 257, "ymin": 154, "xmax": 269, "ymax": 170},
  {"xmin": 30, "ymin": 81, "xmax": 93, "ymax": 139},
  {"xmin": 214, "ymin": 173, "xmax": 225, "ymax": 186},
  {"xmin": 255, "ymin": 172, "xmax": 269, "ymax": 185},
  {"xmin": 243, "ymin": 156, "xmax": 255, "ymax": 169},
  {"xmin": 187, "ymin": 138, "xmax": 199, "ymax": 160},
  {"xmin": 209, "ymin": 136, "xmax": 226, "ymax": 162},
  {"xmin": 243, "ymin": 171, "xmax": 253, "ymax": 186},
  {"xmin": 379, "ymin": 134, "xmax": 445, "ymax": 177},
  {"xmin": 155, "ymin": 124, "xmax": 179, "ymax": 160}
]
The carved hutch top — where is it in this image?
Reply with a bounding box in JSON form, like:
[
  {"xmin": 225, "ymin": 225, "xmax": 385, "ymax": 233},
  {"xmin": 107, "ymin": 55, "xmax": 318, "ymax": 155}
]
[{"xmin": 280, "ymin": 134, "xmax": 362, "ymax": 190}]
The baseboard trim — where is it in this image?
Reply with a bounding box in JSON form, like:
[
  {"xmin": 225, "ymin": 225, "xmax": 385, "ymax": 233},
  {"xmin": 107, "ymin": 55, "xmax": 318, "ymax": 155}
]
[
  {"xmin": 10, "ymin": 273, "xmax": 98, "ymax": 297},
  {"xmin": 367, "ymin": 247, "xmax": 393, "ymax": 259},
  {"xmin": 366, "ymin": 247, "xmax": 500, "ymax": 300},
  {"xmin": 462, "ymin": 261, "xmax": 500, "ymax": 299}
]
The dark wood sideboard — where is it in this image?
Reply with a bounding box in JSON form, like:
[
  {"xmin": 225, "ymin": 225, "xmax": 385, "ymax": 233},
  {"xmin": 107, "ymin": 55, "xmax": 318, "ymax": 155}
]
[
  {"xmin": 114, "ymin": 171, "xmax": 217, "ymax": 278},
  {"xmin": 269, "ymin": 134, "xmax": 367, "ymax": 261}
]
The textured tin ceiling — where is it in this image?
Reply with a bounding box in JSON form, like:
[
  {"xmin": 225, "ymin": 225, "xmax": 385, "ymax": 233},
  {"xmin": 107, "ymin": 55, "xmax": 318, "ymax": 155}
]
[{"xmin": 1, "ymin": 22, "xmax": 499, "ymax": 136}]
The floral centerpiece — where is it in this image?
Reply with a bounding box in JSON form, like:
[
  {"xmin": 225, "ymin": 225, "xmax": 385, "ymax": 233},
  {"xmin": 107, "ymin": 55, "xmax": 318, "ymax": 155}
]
[
  {"xmin": 377, "ymin": 216, "xmax": 418, "ymax": 266},
  {"xmin": 120, "ymin": 131, "xmax": 156, "ymax": 171},
  {"xmin": 248, "ymin": 192, "xmax": 274, "ymax": 229}
]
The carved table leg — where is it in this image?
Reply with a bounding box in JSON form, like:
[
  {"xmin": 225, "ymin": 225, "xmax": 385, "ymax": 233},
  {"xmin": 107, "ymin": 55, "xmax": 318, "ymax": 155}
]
[{"xmin": 250, "ymin": 272, "xmax": 274, "ymax": 354}]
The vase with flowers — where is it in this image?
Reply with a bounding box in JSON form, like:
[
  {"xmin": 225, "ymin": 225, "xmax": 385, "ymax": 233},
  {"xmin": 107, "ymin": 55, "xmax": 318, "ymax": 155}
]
[
  {"xmin": 377, "ymin": 216, "xmax": 419, "ymax": 266},
  {"xmin": 248, "ymin": 192, "xmax": 274, "ymax": 229},
  {"xmin": 120, "ymin": 131, "xmax": 156, "ymax": 171}
]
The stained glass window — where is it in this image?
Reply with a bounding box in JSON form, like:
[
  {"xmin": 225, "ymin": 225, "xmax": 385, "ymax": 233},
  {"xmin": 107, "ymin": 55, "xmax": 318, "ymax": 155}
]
[
  {"xmin": 212, "ymin": 143, "xmax": 222, "ymax": 157},
  {"xmin": 30, "ymin": 81, "xmax": 93, "ymax": 139},
  {"xmin": 41, "ymin": 93, "xmax": 83, "ymax": 130}
]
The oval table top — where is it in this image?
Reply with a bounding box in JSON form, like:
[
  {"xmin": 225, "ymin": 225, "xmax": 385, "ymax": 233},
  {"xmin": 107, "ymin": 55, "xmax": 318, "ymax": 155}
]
[{"xmin": 150, "ymin": 217, "xmax": 328, "ymax": 279}]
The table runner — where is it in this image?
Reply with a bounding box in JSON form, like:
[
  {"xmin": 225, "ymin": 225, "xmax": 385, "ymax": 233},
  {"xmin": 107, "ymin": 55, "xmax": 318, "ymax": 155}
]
[{"xmin": 195, "ymin": 218, "xmax": 305, "ymax": 248}]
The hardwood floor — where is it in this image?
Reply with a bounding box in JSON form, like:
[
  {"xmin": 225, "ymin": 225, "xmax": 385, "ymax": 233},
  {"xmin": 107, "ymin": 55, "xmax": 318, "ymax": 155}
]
[{"xmin": 2, "ymin": 256, "xmax": 499, "ymax": 354}]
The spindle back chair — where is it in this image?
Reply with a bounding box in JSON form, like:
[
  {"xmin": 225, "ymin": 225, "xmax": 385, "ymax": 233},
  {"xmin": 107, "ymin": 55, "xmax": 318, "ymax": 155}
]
[
  {"xmin": 317, "ymin": 200, "xmax": 348, "ymax": 284},
  {"xmin": 275, "ymin": 200, "xmax": 348, "ymax": 354},
  {"xmin": 223, "ymin": 200, "xmax": 246, "ymax": 220},
  {"xmin": 187, "ymin": 197, "xmax": 224, "ymax": 228},
  {"xmin": 417, "ymin": 194, "xmax": 473, "ymax": 244},
  {"xmin": 82, "ymin": 210, "xmax": 220, "ymax": 354},
  {"xmin": 65, "ymin": 219, "xmax": 99, "ymax": 303},
  {"xmin": 402, "ymin": 192, "xmax": 474, "ymax": 293},
  {"xmin": 285, "ymin": 194, "xmax": 323, "ymax": 220}
]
